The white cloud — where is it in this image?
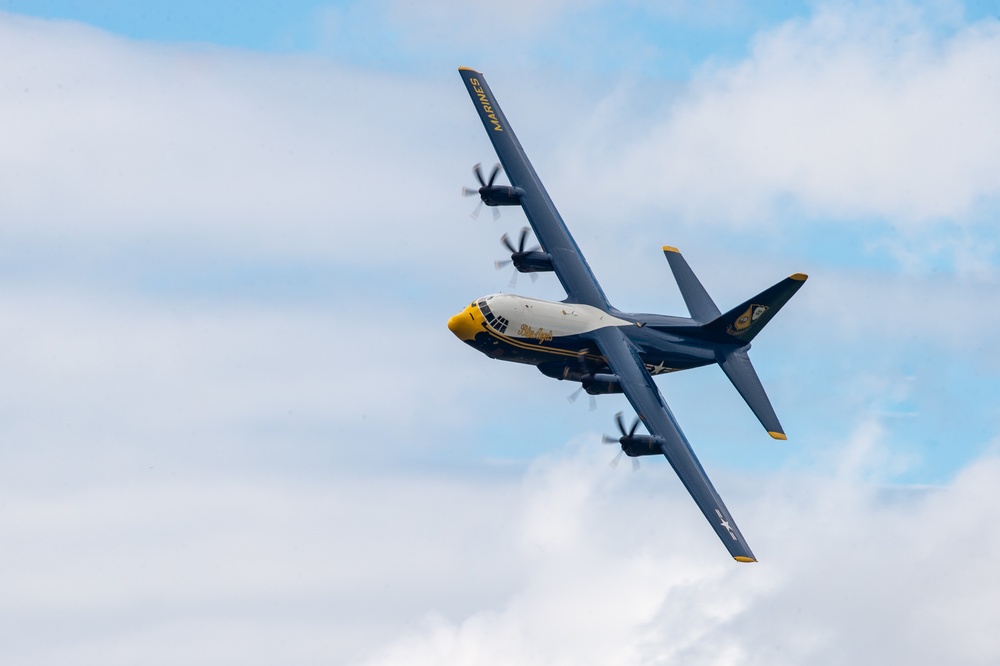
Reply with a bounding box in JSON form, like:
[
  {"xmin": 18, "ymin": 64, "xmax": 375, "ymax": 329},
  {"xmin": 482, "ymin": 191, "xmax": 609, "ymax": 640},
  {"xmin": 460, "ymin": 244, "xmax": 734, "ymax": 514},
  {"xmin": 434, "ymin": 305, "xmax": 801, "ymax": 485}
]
[
  {"xmin": 355, "ymin": 432, "xmax": 1000, "ymax": 666},
  {"xmin": 0, "ymin": 6, "xmax": 998, "ymax": 665},
  {"xmin": 0, "ymin": 12, "xmax": 484, "ymax": 270},
  {"xmin": 591, "ymin": 4, "xmax": 1000, "ymax": 227},
  {"xmin": 7, "ymin": 426, "xmax": 988, "ymax": 665}
]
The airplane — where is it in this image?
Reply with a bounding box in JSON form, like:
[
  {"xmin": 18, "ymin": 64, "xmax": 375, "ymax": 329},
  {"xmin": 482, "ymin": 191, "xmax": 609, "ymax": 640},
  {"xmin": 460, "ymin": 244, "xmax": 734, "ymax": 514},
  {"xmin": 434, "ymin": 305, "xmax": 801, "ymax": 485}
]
[{"xmin": 448, "ymin": 67, "xmax": 807, "ymax": 562}]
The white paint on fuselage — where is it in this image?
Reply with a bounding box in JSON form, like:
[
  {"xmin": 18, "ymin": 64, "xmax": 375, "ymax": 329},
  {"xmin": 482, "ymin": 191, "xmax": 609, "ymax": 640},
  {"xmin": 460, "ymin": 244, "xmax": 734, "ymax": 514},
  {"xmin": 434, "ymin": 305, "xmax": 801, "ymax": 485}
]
[{"xmin": 480, "ymin": 293, "xmax": 630, "ymax": 338}]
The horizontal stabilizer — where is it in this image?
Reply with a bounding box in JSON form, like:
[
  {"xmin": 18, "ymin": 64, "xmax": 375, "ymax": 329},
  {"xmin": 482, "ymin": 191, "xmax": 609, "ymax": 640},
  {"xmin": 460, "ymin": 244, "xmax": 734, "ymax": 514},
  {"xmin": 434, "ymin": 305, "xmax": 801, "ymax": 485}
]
[
  {"xmin": 662, "ymin": 246, "xmax": 721, "ymax": 323},
  {"xmin": 717, "ymin": 348, "xmax": 786, "ymax": 439},
  {"xmin": 699, "ymin": 274, "xmax": 807, "ymax": 344}
]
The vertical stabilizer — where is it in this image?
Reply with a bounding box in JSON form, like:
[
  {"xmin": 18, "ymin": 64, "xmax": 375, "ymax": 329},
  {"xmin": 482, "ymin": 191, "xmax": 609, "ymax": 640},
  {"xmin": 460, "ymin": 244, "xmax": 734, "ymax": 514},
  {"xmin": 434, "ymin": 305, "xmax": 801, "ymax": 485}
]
[{"xmin": 662, "ymin": 246, "xmax": 721, "ymax": 323}]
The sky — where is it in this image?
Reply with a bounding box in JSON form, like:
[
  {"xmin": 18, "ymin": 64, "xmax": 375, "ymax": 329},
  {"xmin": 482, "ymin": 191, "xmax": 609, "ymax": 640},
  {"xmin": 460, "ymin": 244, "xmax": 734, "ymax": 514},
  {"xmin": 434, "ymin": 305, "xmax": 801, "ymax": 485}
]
[{"xmin": 0, "ymin": 0, "xmax": 998, "ymax": 664}]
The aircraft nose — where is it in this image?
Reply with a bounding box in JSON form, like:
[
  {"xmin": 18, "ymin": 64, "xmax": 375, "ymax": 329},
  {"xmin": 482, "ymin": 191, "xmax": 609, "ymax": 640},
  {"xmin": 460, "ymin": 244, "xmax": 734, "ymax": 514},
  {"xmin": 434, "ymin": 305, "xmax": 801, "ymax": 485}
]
[{"xmin": 447, "ymin": 304, "xmax": 480, "ymax": 341}]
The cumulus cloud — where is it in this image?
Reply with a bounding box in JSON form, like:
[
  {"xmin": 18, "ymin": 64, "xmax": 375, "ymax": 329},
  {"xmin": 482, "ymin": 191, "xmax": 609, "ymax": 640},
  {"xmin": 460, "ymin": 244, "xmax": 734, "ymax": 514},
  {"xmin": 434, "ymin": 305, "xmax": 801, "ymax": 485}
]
[
  {"xmin": 355, "ymin": 432, "xmax": 1000, "ymax": 666},
  {"xmin": 591, "ymin": 4, "xmax": 1000, "ymax": 226},
  {"xmin": 5, "ymin": 424, "xmax": 999, "ymax": 666}
]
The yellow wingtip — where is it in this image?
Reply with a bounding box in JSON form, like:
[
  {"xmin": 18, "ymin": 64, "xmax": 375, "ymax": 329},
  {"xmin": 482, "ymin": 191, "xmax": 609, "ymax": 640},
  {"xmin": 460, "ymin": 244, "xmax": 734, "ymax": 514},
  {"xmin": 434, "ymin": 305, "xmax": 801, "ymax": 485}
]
[
  {"xmin": 768, "ymin": 431, "xmax": 788, "ymax": 440},
  {"xmin": 458, "ymin": 66, "xmax": 477, "ymax": 72},
  {"xmin": 662, "ymin": 245, "xmax": 679, "ymax": 253},
  {"xmin": 790, "ymin": 273, "xmax": 808, "ymax": 281},
  {"xmin": 734, "ymin": 556, "xmax": 757, "ymax": 563}
]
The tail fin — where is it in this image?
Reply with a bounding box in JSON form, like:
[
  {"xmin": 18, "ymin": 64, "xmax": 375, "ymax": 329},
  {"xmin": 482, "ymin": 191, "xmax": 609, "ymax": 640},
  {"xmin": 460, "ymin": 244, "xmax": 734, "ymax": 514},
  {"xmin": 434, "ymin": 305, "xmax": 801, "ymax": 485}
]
[
  {"xmin": 659, "ymin": 247, "xmax": 806, "ymax": 439},
  {"xmin": 662, "ymin": 246, "xmax": 721, "ymax": 323},
  {"xmin": 697, "ymin": 273, "xmax": 807, "ymax": 344}
]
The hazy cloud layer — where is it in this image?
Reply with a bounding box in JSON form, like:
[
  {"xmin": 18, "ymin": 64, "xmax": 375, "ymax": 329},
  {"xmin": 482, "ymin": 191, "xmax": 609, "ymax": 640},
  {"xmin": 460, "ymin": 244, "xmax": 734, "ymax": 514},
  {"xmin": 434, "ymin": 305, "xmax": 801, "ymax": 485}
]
[{"xmin": 4, "ymin": 431, "xmax": 998, "ymax": 665}]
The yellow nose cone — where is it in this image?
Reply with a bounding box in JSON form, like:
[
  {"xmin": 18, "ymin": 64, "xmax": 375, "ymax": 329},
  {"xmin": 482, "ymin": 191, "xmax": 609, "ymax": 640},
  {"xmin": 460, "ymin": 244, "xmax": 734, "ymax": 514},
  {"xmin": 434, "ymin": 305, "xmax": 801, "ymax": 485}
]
[{"xmin": 448, "ymin": 304, "xmax": 481, "ymax": 341}]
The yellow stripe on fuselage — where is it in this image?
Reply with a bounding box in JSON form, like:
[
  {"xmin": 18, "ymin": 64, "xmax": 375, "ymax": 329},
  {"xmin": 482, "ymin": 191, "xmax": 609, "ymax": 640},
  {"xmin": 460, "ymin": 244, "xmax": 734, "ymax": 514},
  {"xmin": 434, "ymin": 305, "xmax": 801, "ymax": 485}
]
[{"xmin": 486, "ymin": 322, "xmax": 605, "ymax": 362}]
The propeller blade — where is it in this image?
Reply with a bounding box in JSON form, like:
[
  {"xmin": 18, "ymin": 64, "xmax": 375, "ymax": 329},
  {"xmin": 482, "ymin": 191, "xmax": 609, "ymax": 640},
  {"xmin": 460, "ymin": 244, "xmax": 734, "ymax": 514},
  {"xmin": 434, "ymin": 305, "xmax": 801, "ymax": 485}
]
[
  {"xmin": 473, "ymin": 163, "xmax": 486, "ymax": 187},
  {"xmin": 602, "ymin": 434, "xmax": 619, "ymax": 445},
  {"xmin": 518, "ymin": 227, "xmax": 530, "ymax": 252},
  {"xmin": 631, "ymin": 458, "xmax": 641, "ymax": 472},
  {"xmin": 492, "ymin": 206, "xmax": 501, "ymax": 222},
  {"xmin": 500, "ymin": 233, "xmax": 517, "ymax": 254},
  {"xmin": 610, "ymin": 449, "xmax": 625, "ymax": 469},
  {"xmin": 470, "ymin": 200, "xmax": 484, "ymax": 220},
  {"xmin": 487, "ymin": 163, "xmax": 501, "ymax": 187},
  {"xmin": 628, "ymin": 417, "xmax": 640, "ymax": 438},
  {"xmin": 495, "ymin": 259, "xmax": 512, "ymax": 270},
  {"xmin": 462, "ymin": 186, "xmax": 479, "ymax": 197},
  {"xmin": 568, "ymin": 386, "xmax": 598, "ymax": 411},
  {"xmin": 614, "ymin": 412, "xmax": 627, "ymax": 437}
]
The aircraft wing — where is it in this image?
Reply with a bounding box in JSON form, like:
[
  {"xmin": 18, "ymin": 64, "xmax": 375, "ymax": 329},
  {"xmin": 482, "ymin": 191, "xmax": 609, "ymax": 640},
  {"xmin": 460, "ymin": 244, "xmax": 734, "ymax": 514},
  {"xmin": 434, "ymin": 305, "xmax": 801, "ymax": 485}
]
[
  {"xmin": 458, "ymin": 67, "xmax": 612, "ymax": 311},
  {"xmin": 587, "ymin": 325, "xmax": 757, "ymax": 562}
]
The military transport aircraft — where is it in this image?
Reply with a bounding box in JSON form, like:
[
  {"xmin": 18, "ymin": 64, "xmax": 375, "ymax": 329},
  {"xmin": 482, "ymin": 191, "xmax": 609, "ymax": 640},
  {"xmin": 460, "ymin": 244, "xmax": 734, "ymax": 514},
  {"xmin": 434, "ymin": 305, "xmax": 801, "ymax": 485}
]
[{"xmin": 449, "ymin": 67, "xmax": 807, "ymax": 562}]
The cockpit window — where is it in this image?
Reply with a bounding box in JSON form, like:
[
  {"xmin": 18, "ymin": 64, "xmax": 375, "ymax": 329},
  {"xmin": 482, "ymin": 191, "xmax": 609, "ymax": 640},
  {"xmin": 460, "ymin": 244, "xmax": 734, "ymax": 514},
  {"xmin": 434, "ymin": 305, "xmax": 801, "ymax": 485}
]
[{"xmin": 476, "ymin": 298, "xmax": 508, "ymax": 334}]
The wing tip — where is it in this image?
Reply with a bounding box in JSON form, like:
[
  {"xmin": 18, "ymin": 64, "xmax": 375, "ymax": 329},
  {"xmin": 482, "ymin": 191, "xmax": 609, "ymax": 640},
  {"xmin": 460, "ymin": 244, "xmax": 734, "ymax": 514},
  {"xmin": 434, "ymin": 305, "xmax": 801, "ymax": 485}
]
[
  {"xmin": 662, "ymin": 245, "xmax": 680, "ymax": 254},
  {"xmin": 790, "ymin": 273, "xmax": 808, "ymax": 282},
  {"xmin": 734, "ymin": 556, "xmax": 757, "ymax": 563},
  {"xmin": 768, "ymin": 431, "xmax": 788, "ymax": 440}
]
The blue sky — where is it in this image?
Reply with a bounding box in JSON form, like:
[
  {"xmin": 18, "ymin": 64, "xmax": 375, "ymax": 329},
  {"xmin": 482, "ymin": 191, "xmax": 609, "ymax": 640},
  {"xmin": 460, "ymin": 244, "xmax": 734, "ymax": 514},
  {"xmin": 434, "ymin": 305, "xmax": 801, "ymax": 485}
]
[{"xmin": 0, "ymin": 1, "xmax": 999, "ymax": 664}]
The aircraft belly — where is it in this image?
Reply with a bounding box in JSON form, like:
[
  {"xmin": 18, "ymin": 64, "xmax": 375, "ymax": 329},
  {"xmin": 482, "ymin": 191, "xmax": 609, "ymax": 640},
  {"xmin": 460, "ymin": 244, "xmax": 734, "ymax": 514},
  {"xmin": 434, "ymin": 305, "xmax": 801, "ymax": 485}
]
[{"xmin": 470, "ymin": 328, "xmax": 595, "ymax": 366}]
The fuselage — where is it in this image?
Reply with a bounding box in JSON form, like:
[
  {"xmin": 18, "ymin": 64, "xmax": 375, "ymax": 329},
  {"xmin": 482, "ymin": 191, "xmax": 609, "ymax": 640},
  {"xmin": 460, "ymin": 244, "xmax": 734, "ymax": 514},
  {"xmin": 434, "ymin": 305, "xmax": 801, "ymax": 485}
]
[{"xmin": 447, "ymin": 294, "xmax": 718, "ymax": 384}]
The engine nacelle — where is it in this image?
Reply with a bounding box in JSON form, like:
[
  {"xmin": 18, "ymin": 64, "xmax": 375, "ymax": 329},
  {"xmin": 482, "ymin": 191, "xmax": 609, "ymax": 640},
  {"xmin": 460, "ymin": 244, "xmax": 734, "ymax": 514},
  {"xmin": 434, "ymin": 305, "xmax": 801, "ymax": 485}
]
[
  {"xmin": 480, "ymin": 185, "xmax": 524, "ymax": 206},
  {"xmin": 583, "ymin": 373, "xmax": 623, "ymax": 395},
  {"xmin": 512, "ymin": 250, "xmax": 554, "ymax": 274},
  {"xmin": 537, "ymin": 364, "xmax": 624, "ymax": 395},
  {"xmin": 617, "ymin": 434, "xmax": 662, "ymax": 457}
]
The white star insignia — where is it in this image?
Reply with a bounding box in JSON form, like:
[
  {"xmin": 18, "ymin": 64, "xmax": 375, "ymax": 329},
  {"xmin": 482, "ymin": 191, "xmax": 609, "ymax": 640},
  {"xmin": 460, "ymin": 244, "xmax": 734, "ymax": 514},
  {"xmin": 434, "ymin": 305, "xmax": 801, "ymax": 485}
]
[
  {"xmin": 716, "ymin": 509, "xmax": 737, "ymax": 540},
  {"xmin": 647, "ymin": 361, "xmax": 671, "ymax": 375}
]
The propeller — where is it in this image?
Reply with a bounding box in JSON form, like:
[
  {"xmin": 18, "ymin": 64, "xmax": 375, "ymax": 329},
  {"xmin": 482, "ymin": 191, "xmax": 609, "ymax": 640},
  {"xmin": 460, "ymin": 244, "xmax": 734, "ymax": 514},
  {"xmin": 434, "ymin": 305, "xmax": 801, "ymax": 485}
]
[
  {"xmin": 567, "ymin": 385, "xmax": 597, "ymax": 411},
  {"xmin": 463, "ymin": 163, "xmax": 502, "ymax": 221},
  {"xmin": 495, "ymin": 227, "xmax": 540, "ymax": 288},
  {"xmin": 602, "ymin": 412, "xmax": 641, "ymax": 471},
  {"xmin": 566, "ymin": 349, "xmax": 597, "ymax": 411}
]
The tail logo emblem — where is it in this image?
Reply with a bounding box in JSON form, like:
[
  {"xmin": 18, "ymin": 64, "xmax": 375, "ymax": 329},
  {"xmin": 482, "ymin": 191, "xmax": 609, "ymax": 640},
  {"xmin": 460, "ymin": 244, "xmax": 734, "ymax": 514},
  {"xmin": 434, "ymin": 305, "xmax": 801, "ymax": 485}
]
[{"xmin": 728, "ymin": 304, "xmax": 768, "ymax": 335}]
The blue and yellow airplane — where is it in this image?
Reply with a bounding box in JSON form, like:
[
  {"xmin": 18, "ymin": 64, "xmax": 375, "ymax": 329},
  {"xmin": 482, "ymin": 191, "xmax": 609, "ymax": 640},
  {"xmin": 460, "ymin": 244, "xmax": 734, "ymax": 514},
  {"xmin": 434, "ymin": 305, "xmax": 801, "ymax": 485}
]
[{"xmin": 449, "ymin": 68, "xmax": 807, "ymax": 562}]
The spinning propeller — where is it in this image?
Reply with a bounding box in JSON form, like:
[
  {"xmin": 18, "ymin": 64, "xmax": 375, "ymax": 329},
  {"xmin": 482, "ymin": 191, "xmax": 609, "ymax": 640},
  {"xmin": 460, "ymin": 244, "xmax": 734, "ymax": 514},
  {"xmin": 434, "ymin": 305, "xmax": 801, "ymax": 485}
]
[
  {"xmin": 602, "ymin": 411, "xmax": 662, "ymax": 467},
  {"xmin": 495, "ymin": 227, "xmax": 540, "ymax": 288},
  {"xmin": 567, "ymin": 349, "xmax": 597, "ymax": 411},
  {"xmin": 463, "ymin": 163, "xmax": 502, "ymax": 221},
  {"xmin": 603, "ymin": 412, "xmax": 642, "ymax": 471}
]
